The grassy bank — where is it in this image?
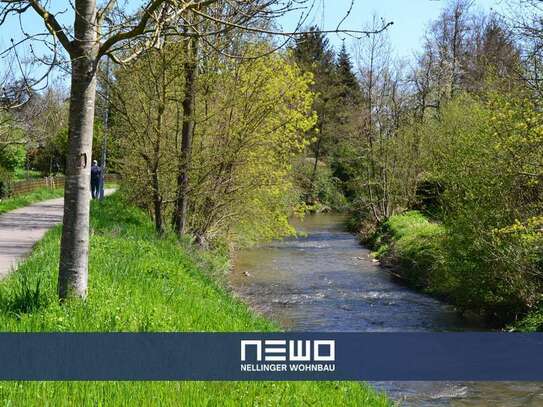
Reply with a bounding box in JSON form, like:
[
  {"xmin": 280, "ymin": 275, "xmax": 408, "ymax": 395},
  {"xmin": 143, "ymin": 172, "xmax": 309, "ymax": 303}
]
[
  {"xmin": 0, "ymin": 187, "xmax": 64, "ymax": 215},
  {"xmin": 13, "ymin": 169, "xmax": 42, "ymax": 180},
  {"xmin": 0, "ymin": 194, "xmax": 389, "ymax": 406},
  {"xmin": 367, "ymin": 211, "xmax": 543, "ymax": 329},
  {"xmin": 0, "ymin": 182, "xmax": 119, "ymax": 216},
  {"xmin": 511, "ymin": 310, "xmax": 543, "ymax": 332},
  {"xmin": 367, "ymin": 211, "xmax": 448, "ymax": 295}
]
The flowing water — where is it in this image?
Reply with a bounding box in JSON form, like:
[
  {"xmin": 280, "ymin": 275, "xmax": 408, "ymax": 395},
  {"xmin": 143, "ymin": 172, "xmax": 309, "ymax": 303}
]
[{"xmin": 230, "ymin": 213, "xmax": 543, "ymax": 406}]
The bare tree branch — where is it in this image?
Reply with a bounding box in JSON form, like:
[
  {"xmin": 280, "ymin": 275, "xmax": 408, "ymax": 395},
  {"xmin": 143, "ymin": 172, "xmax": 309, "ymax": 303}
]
[{"xmin": 25, "ymin": 0, "xmax": 74, "ymax": 53}]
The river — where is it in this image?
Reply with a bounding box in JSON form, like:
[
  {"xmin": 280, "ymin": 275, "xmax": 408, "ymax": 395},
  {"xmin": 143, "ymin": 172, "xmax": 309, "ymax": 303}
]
[{"xmin": 230, "ymin": 213, "xmax": 543, "ymax": 406}]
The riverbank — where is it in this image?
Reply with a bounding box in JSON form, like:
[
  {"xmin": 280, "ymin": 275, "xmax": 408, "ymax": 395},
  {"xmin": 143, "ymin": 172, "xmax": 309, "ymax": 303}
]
[
  {"xmin": 363, "ymin": 211, "xmax": 448, "ymax": 296},
  {"xmin": 232, "ymin": 212, "xmax": 543, "ymax": 405},
  {"xmin": 0, "ymin": 194, "xmax": 389, "ymax": 405},
  {"xmin": 363, "ymin": 210, "xmax": 543, "ymax": 330}
]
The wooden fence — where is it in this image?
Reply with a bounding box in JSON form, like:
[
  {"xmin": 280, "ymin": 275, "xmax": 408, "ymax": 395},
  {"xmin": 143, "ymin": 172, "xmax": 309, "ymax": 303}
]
[{"xmin": 9, "ymin": 174, "xmax": 120, "ymax": 198}]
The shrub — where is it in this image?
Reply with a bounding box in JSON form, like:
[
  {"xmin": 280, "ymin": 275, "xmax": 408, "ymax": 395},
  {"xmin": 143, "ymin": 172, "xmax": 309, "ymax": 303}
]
[
  {"xmin": 0, "ymin": 166, "xmax": 13, "ymax": 199},
  {"xmin": 371, "ymin": 209, "xmax": 543, "ymax": 325},
  {"xmin": 0, "ymin": 145, "xmax": 26, "ymax": 172},
  {"xmin": 412, "ymin": 174, "xmax": 445, "ymax": 219},
  {"xmin": 413, "ymin": 94, "xmax": 543, "ymax": 325},
  {"xmin": 293, "ymin": 157, "xmax": 348, "ymax": 211}
]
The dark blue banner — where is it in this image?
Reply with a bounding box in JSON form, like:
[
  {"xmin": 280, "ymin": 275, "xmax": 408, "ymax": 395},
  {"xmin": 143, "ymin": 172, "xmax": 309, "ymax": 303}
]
[{"xmin": 0, "ymin": 333, "xmax": 541, "ymax": 381}]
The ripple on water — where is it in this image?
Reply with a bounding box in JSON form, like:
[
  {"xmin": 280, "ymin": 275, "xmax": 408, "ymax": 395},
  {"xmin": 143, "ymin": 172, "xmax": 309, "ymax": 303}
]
[{"xmin": 230, "ymin": 213, "xmax": 543, "ymax": 406}]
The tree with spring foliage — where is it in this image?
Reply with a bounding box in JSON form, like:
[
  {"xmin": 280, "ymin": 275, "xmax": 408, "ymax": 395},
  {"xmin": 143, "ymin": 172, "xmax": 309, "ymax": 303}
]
[
  {"xmin": 113, "ymin": 42, "xmax": 315, "ymax": 245},
  {"xmin": 292, "ymin": 27, "xmax": 341, "ymax": 203},
  {"xmin": 189, "ymin": 46, "xmax": 316, "ymax": 244},
  {"xmin": 111, "ymin": 42, "xmax": 184, "ymax": 235},
  {"xmin": 0, "ymin": 0, "xmax": 389, "ymax": 299}
]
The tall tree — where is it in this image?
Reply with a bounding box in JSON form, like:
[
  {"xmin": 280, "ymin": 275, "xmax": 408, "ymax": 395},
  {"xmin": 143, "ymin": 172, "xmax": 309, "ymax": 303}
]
[
  {"xmin": 173, "ymin": 35, "xmax": 198, "ymax": 236},
  {"xmin": 414, "ymin": 3, "xmax": 520, "ymax": 111},
  {"xmin": 506, "ymin": 0, "xmax": 543, "ymax": 99},
  {"xmin": 293, "ymin": 26, "xmax": 339, "ymax": 202},
  {"xmin": 336, "ymin": 42, "xmax": 361, "ymax": 106},
  {"xmin": 0, "ymin": 0, "xmax": 391, "ymax": 299},
  {"xmin": 0, "ymin": 0, "xmax": 208, "ymax": 299},
  {"xmin": 111, "ymin": 43, "xmax": 184, "ymax": 235},
  {"xmin": 115, "ymin": 42, "xmax": 316, "ymax": 245},
  {"xmin": 351, "ymin": 15, "xmax": 414, "ymax": 222}
]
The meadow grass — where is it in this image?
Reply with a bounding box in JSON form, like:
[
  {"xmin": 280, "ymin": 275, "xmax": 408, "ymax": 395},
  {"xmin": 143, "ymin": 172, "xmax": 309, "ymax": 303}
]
[
  {"xmin": 0, "ymin": 182, "xmax": 119, "ymax": 216},
  {"xmin": 0, "ymin": 187, "xmax": 64, "ymax": 215},
  {"xmin": 0, "ymin": 194, "xmax": 390, "ymax": 406},
  {"xmin": 13, "ymin": 169, "xmax": 42, "ymax": 180},
  {"xmin": 373, "ymin": 211, "xmax": 447, "ymax": 292},
  {"xmin": 385, "ymin": 211, "xmax": 443, "ymax": 241}
]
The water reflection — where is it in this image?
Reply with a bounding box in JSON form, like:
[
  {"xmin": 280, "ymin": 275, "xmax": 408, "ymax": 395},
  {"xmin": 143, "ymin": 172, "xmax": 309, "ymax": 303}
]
[{"xmin": 231, "ymin": 213, "xmax": 543, "ymax": 406}]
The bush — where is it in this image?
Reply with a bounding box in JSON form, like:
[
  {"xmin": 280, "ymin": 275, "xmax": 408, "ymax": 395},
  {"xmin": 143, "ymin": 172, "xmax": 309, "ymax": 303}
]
[
  {"xmin": 512, "ymin": 305, "xmax": 543, "ymax": 332},
  {"xmin": 293, "ymin": 157, "xmax": 348, "ymax": 211},
  {"xmin": 0, "ymin": 166, "xmax": 13, "ymax": 199},
  {"xmin": 0, "ymin": 145, "xmax": 26, "ymax": 171},
  {"xmin": 409, "ymin": 94, "xmax": 543, "ymax": 326},
  {"xmin": 370, "ymin": 209, "xmax": 543, "ymax": 326},
  {"xmin": 413, "ymin": 174, "xmax": 445, "ymax": 219}
]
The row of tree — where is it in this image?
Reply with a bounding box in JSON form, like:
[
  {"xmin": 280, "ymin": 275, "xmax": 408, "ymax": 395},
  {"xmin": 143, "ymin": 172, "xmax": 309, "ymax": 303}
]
[
  {"xmin": 0, "ymin": 0, "xmax": 391, "ymax": 300},
  {"xmin": 0, "ymin": 83, "xmax": 110, "ymax": 179},
  {"xmin": 110, "ymin": 40, "xmax": 315, "ymax": 245}
]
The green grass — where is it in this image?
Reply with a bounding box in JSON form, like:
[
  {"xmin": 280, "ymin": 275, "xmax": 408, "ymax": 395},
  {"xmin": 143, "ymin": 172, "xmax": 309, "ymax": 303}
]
[
  {"xmin": 0, "ymin": 194, "xmax": 389, "ymax": 406},
  {"xmin": 0, "ymin": 381, "xmax": 389, "ymax": 406},
  {"xmin": 510, "ymin": 308, "xmax": 543, "ymax": 332},
  {"xmin": 372, "ymin": 211, "xmax": 448, "ymax": 292},
  {"xmin": 13, "ymin": 169, "xmax": 42, "ymax": 180},
  {"xmin": 0, "ymin": 187, "xmax": 64, "ymax": 215},
  {"xmin": 0, "ymin": 183, "xmax": 119, "ymax": 216},
  {"xmin": 385, "ymin": 211, "xmax": 443, "ymax": 240}
]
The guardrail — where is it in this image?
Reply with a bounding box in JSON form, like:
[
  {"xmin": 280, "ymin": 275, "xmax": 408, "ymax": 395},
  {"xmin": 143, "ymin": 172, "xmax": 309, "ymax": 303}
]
[{"xmin": 8, "ymin": 174, "xmax": 120, "ymax": 198}]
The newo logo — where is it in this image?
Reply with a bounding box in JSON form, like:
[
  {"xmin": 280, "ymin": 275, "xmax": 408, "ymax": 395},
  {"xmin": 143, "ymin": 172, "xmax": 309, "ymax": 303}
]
[
  {"xmin": 240, "ymin": 339, "xmax": 336, "ymax": 373},
  {"xmin": 241, "ymin": 340, "xmax": 335, "ymax": 362}
]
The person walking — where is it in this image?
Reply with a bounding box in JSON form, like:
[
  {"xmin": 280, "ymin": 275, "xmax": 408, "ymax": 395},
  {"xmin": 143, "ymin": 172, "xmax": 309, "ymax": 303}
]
[{"xmin": 90, "ymin": 160, "xmax": 101, "ymax": 199}]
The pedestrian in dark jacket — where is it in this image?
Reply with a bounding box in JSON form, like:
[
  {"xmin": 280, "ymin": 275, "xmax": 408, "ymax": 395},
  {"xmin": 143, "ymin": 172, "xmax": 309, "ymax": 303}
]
[{"xmin": 90, "ymin": 160, "xmax": 101, "ymax": 199}]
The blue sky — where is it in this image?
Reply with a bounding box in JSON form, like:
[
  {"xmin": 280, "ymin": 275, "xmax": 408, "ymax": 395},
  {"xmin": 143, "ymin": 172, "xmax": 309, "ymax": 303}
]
[
  {"xmin": 0, "ymin": 0, "xmax": 509, "ymax": 76},
  {"xmin": 279, "ymin": 0, "xmax": 508, "ymax": 58}
]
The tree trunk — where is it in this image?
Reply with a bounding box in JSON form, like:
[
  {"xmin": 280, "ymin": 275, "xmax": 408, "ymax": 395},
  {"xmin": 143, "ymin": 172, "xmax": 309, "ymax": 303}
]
[
  {"xmin": 58, "ymin": 0, "xmax": 98, "ymax": 300},
  {"xmin": 173, "ymin": 37, "xmax": 198, "ymax": 236},
  {"xmin": 153, "ymin": 82, "xmax": 165, "ymax": 235},
  {"xmin": 152, "ymin": 171, "xmax": 164, "ymax": 235},
  {"xmin": 309, "ymin": 114, "xmax": 324, "ymax": 204}
]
